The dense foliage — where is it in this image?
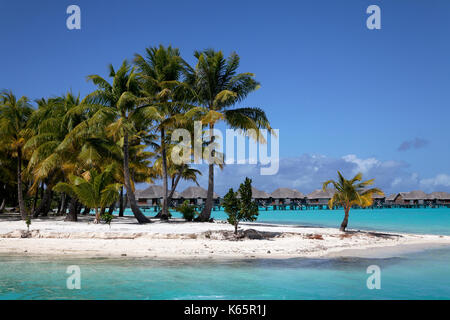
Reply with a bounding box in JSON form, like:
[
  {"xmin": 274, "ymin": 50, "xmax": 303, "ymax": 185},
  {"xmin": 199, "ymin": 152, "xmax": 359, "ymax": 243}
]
[{"xmin": 0, "ymin": 45, "xmax": 270, "ymax": 225}]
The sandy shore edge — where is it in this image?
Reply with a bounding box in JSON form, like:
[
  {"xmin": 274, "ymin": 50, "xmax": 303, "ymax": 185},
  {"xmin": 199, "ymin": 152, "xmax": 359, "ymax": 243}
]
[{"xmin": 1, "ymin": 216, "xmax": 449, "ymax": 260}]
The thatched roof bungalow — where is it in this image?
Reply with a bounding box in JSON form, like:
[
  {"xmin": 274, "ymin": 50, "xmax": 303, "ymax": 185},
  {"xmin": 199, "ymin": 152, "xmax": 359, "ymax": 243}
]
[
  {"xmin": 427, "ymin": 192, "xmax": 450, "ymax": 205},
  {"xmin": 180, "ymin": 186, "xmax": 219, "ymax": 205},
  {"xmin": 385, "ymin": 193, "xmax": 397, "ymax": 204},
  {"xmin": 270, "ymin": 188, "xmax": 305, "ymax": 204},
  {"xmin": 371, "ymin": 193, "xmax": 386, "ymax": 206},
  {"xmin": 135, "ymin": 185, "xmax": 180, "ymax": 206},
  {"xmin": 306, "ymin": 189, "xmax": 335, "ymax": 206},
  {"xmin": 394, "ymin": 190, "xmax": 428, "ymax": 205}
]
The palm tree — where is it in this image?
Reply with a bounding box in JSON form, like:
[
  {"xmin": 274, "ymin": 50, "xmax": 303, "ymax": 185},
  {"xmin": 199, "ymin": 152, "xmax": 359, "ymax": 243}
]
[
  {"xmin": 79, "ymin": 60, "xmax": 152, "ymax": 223},
  {"xmin": 0, "ymin": 145, "xmax": 15, "ymax": 213},
  {"xmin": 0, "ymin": 91, "xmax": 34, "ymax": 219},
  {"xmin": 184, "ymin": 49, "xmax": 272, "ymax": 221},
  {"xmin": 25, "ymin": 93, "xmax": 84, "ymax": 217},
  {"xmin": 53, "ymin": 166, "xmax": 121, "ymax": 223},
  {"xmin": 134, "ymin": 45, "xmax": 186, "ymax": 220},
  {"xmin": 323, "ymin": 171, "xmax": 384, "ymax": 232}
]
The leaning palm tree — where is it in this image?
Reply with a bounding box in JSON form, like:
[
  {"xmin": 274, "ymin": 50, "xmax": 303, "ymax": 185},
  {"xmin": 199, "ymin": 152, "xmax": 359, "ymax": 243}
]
[
  {"xmin": 184, "ymin": 49, "xmax": 272, "ymax": 221},
  {"xmin": 0, "ymin": 91, "xmax": 34, "ymax": 219},
  {"xmin": 54, "ymin": 166, "xmax": 121, "ymax": 223},
  {"xmin": 71, "ymin": 60, "xmax": 152, "ymax": 223},
  {"xmin": 323, "ymin": 171, "xmax": 384, "ymax": 232}
]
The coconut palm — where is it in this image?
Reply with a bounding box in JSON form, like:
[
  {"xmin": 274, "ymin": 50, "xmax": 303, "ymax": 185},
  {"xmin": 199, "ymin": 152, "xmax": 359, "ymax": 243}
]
[
  {"xmin": 25, "ymin": 93, "xmax": 84, "ymax": 217},
  {"xmin": 323, "ymin": 171, "xmax": 384, "ymax": 232},
  {"xmin": 184, "ymin": 49, "xmax": 272, "ymax": 221},
  {"xmin": 0, "ymin": 91, "xmax": 34, "ymax": 219},
  {"xmin": 53, "ymin": 166, "xmax": 121, "ymax": 223},
  {"xmin": 75, "ymin": 60, "xmax": 152, "ymax": 223},
  {"xmin": 134, "ymin": 45, "xmax": 187, "ymax": 220}
]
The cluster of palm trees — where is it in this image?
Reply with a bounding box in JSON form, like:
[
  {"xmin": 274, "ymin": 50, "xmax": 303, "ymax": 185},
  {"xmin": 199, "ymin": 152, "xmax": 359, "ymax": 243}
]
[{"xmin": 0, "ymin": 45, "xmax": 272, "ymax": 224}]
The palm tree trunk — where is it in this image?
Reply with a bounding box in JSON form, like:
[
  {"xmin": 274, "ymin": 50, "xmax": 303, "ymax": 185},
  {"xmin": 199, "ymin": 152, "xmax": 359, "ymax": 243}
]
[
  {"xmin": 31, "ymin": 183, "xmax": 40, "ymax": 214},
  {"xmin": 340, "ymin": 207, "xmax": 350, "ymax": 232},
  {"xmin": 57, "ymin": 193, "xmax": 65, "ymax": 215},
  {"xmin": 154, "ymin": 171, "xmax": 182, "ymax": 219},
  {"xmin": 0, "ymin": 198, "xmax": 5, "ymax": 213},
  {"xmin": 108, "ymin": 202, "xmax": 116, "ymax": 215},
  {"xmin": 123, "ymin": 132, "xmax": 150, "ymax": 223},
  {"xmin": 198, "ymin": 124, "xmax": 215, "ymax": 222},
  {"xmin": 94, "ymin": 208, "xmax": 100, "ymax": 224},
  {"xmin": 33, "ymin": 185, "xmax": 52, "ymax": 217},
  {"xmin": 119, "ymin": 186, "xmax": 124, "ymax": 217},
  {"xmin": 61, "ymin": 195, "xmax": 69, "ymax": 215},
  {"xmin": 160, "ymin": 127, "xmax": 169, "ymax": 220},
  {"xmin": 65, "ymin": 197, "xmax": 78, "ymax": 222},
  {"xmin": 41, "ymin": 190, "xmax": 53, "ymax": 217},
  {"xmin": 17, "ymin": 148, "xmax": 27, "ymax": 220},
  {"xmin": 168, "ymin": 172, "xmax": 182, "ymax": 205}
]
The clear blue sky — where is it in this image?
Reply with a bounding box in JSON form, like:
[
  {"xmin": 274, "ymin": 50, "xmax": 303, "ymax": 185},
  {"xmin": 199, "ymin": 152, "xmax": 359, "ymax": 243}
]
[{"xmin": 1, "ymin": 0, "xmax": 449, "ymax": 194}]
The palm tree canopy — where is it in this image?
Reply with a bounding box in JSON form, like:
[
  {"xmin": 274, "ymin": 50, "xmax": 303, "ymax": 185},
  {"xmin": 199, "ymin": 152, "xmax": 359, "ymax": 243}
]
[
  {"xmin": 323, "ymin": 171, "xmax": 384, "ymax": 209},
  {"xmin": 0, "ymin": 90, "xmax": 34, "ymax": 153},
  {"xmin": 53, "ymin": 165, "xmax": 121, "ymax": 209}
]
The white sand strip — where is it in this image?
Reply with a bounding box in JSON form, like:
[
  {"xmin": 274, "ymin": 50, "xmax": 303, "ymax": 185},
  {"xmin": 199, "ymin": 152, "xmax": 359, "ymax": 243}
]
[{"xmin": 0, "ymin": 216, "xmax": 449, "ymax": 259}]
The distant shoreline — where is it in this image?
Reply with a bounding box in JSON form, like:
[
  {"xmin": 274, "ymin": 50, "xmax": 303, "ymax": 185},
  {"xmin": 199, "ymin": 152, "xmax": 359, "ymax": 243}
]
[{"xmin": 1, "ymin": 215, "xmax": 449, "ymax": 260}]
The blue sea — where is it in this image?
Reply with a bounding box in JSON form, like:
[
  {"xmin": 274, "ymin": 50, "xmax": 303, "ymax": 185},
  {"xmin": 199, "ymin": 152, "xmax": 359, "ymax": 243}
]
[
  {"xmin": 1, "ymin": 207, "xmax": 449, "ymax": 300},
  {"xmin": 141, "ymin": 207, "xmax": 450, "ymax": 235}
]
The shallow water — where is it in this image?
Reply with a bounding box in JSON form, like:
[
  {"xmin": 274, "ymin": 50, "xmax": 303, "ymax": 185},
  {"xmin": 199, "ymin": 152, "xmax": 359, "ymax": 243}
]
[{"xmin": 1, "ymin": 247, "xmax": 449, "ymax": 299}]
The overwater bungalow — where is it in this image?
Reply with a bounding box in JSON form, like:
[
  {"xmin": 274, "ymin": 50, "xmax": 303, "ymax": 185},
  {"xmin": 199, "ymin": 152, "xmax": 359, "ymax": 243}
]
[
  {"xmin": 306, "ymin": 189, "xmax": 335, "ymax": 207},
  {"xmin": 180, "ymin": 186, "xmax": 220, "ymax": 206},
  {"xmin": 371, "ymin": 193, "xmax": 386, "ymax": 207},
  {"xmin": 270, "ymin": 188, "xmax": 305, "ymax": 205},
  {"xmin": 135, "ymin": 185, "xmax": 181, "ymax": 207},
  {"xmin": 427, "ymin": 192, "xmax": 450, "ymax": 206},
  {"xmin": 391, "ymin": 190, "xmax": 428, "ymax": 206},
  {"xmin": 385, "ymin": 193, "xmax": 397, "ymax": 205}
]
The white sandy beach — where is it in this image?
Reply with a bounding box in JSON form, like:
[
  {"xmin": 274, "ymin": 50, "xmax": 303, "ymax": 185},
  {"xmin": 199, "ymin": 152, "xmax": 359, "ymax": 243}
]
[{"xmin": 0, "ymin": 215, "xmax": 449, "ymax": 259}]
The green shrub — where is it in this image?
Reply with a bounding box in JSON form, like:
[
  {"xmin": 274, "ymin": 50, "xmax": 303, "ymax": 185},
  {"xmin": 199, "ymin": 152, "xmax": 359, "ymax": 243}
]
[
  {"xmin": 177, "ymin": 200, "xmax": 197, "ymax": 221},
  {"xmin": 101, "ymin": 212, "xmax": 114, "ymax": 226},
  {"xmin": 223, "ymin": 177, "xmax": 259, "ymax": 234}
]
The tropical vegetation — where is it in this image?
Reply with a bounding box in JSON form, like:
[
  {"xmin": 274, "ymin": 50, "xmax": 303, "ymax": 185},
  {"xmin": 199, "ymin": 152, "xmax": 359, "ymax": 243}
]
[
  {"xmin": 323, "ymin": 171, "xmax": 384, "ymax": 231},
  {"xmin": 0, "ymin": 45, "xmax": 270, "ymax": 225},
  {"xmin": 223, "ymin": 177, "xmax": 259, "ymax": 234}
]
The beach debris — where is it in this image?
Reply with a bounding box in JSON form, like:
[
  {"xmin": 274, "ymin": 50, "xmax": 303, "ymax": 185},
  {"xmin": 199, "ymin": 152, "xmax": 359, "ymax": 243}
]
[{"xmin": 305, "ymin": 234, "xmax": 324, "ymax": 240}]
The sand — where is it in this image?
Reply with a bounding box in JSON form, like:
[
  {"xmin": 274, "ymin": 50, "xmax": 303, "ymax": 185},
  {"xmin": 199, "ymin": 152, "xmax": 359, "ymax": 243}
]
[{"xmin": 0, "ymin": 215, "xmax": 449, "ymax": 259}]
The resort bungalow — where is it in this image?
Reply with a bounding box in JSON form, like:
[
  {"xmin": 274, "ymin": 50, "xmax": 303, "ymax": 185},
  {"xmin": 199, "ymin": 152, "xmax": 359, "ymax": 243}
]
[
  {"xmin": 306, "ymin": 189, "xmax": 334, "ymax": 207},
  {"xmin": 270, "ymin": 188, "xmax": 305, "ymax": 205},
  {"xmin": 371, "ymin": 193, "xmax": 386, "ymax": 207},
  {"xmin": 180, "ymin": 186, "xmax": 220, "ymax": 206},
  {"xmin": 427, "ymin": 192, "xmax": 450, "ymax": 206},
  {"xmin": 391, "ymin": 190, "xmax": 428, "ymax": 206},
  {"xmin": 385, "ymin": 194, "xmax": 397, "ymax": 205},
  {"xmin": 135, "ymin": 185, "xmax": 181, "ymax": 207}
]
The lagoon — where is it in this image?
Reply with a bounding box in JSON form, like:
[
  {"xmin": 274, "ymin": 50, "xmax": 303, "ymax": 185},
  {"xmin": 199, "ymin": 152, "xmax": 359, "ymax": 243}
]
[{"xmin": 1, "ymin": 247, "xmax": 449, "ymax": 300}]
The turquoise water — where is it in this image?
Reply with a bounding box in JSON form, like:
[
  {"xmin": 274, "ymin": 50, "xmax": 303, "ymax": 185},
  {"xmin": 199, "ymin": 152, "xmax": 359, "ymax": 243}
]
[
  {"xmin": 1, "ymin": 247, "xmax": 450, "ymax": 299},
  {"xmin": 124, "ymin": 207, "xmax": 450, "ymax": 235},
  {"xmin": 2, "ymin": 207, "xmax": 448, "ymax": 299}
]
